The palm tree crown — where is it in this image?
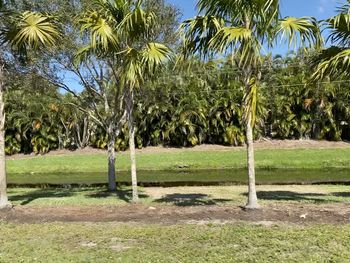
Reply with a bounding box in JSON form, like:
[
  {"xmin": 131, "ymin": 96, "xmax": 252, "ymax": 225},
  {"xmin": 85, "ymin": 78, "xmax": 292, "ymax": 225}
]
[
  {"xmin": 314, "ymin": 0, "xmax": 350, "ymax": 79},
  {"xmin": 182, "ymin": 0, "xmax": 321, "ymax": 69},
  {"xmin": 77, "ymin": 0, "xmax": 172, "ymax": 87},
  {"xmin": 0, "ymin": 8, "xmax": 60, "ymax": 55}
]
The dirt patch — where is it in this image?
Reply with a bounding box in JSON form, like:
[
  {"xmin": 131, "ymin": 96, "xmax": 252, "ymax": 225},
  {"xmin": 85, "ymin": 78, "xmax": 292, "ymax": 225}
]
[
  {"xmin": 0, "ymin": 203, "xmax": 349, "ymax": 225},
  {"xmin": 6, "ymin": 140, "xmax": 350, "ymax": 160}
]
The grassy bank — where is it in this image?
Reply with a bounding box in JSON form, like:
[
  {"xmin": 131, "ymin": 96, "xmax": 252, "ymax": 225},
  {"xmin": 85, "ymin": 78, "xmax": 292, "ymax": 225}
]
[
  {"xmin": 6, "ymin": 148, "xmax": 350, "ymax": 174},
  {"xmin": 0, "ymin": 222, "xmax": 349, "ymax": 262}
]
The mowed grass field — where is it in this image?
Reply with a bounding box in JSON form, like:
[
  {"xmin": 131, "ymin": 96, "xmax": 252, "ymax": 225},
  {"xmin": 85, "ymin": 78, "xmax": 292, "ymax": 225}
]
[
  {"xmin": 0, "ymin": 222, "xmax": 350, "ymax": 262},
  {"xmin": 6, "ymin": 148, "xmax": 350, "ymax": 174}
]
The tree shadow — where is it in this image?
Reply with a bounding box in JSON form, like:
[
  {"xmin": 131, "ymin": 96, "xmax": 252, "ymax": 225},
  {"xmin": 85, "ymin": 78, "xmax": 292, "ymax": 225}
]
[
  {"xmin": 9, "ymin": 189, "xmax": 75, "ymax": 205},
  {"xmin": 86, "ymin": 188, "xmax": 149, "ymax": 203},
  {"xmin": 155, "ymin": 193, "xmax": 231, "ymax": 207},
  {"xmin": 242, "ymin": 191, "xmax": 328, "ymax": 203},
  {"xmin": 9, "ymin": 187, "xmax": 149, "ymax": 205},
  {"xmin": 331, "ymin": 192, "xmax": 350, "ymax": 198}
]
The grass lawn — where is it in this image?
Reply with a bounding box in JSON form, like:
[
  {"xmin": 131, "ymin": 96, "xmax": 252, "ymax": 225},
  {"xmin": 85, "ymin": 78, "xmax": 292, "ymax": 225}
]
[
  {"xmin": 0, "ymin": 222, "xmax": 350, "ymax": 262},
  {"xmin": 3, "ymin": 184, "xmax": 350, "ymax": 262},
  {"xmin": 3, "ymin": 148, "xmax": 350, "ymax": 262},
  {"xmin": 7, "ymin": 185, "xmax": 350, "ymax": 206},
  {"xmin": 6, "ymin": 148, "xmax": 350, "ymax": 174}
]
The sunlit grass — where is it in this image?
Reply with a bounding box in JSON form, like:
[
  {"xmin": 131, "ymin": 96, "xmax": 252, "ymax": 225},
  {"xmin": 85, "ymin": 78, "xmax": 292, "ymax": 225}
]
[
  {"xmin": 0, "ymin": 222, "xmax": 350, "ymax": 262},
  {"xmin": 7, "ymin": 185, "xmax": 350, "ymax": 207},
  {"xmin": 7, "ymin": 148, "xmax": 350, "ymax": 175}
]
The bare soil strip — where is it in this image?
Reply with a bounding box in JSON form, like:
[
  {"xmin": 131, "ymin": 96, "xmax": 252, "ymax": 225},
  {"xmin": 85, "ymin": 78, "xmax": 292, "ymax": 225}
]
[{"xmin": 1, "ymin": 203, "xmax": 349, "ymax": 225}]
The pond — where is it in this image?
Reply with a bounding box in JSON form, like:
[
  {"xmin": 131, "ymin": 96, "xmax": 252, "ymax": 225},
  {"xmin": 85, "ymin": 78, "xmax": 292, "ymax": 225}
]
[{"xmin": 7, "ymin": 168, "xmax": 350, "ymax": 187}]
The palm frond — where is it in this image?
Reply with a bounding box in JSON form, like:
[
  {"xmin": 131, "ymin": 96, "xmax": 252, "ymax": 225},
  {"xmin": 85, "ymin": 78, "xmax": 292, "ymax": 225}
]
[
  {"xmin": 327, "ymin": 9, "xmax": 350, "ymax": 47},
  {"xmin": 277, "ymin": 17, "xmax": 322, "ymax": 50},
  {"xmin": 122, "ymin": 47, "xmax": 144, "ymax": 87},
  {"xmin": 1, "ymin": 11, "xmax": 61, "ymax": 51},
  {"xmin": 313, "ymin": 1, "xmax": 350, "ymax": 79},
  {"xmin": 313, "ymin": 47, "xmax": 350, "ymax": 79},
  {"xmin": 209, "ymin": 27, "xmax": 253, "ymax": 52},
  {"xmin": 141, "ymin": 42, "xmax": 172, "ymax": 73},
  {"xmin": 180, "ymin": 15, "xmax": 224, "ymax": 58},
  {"xmin": 118, "ymin": 3, "xmax": 156, "ymax": 40},
  {"xmin": 78, "ymin": 10, "xmax": 119, "ymax": 52}
]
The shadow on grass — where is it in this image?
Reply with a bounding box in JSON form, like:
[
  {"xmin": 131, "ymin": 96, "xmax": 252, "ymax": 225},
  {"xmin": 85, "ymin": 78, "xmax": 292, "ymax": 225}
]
[
  {"xmin": 331, "ymin": 192, "xmax": 350, "ymax": 197},
  {"xmin": 9, "ymin": 187, "xmax": 149, "ymax": 205},
  {"xmin": 242, "ymin": 191, "xmax": 328, "ymax": 203},
  {"xmin": 10, "ymin": 189, "xmax": 75, "ymax": 205},
  {"xmin": 86, "ymin": 188, "xmax": 149, "ymax": 203},
  {"xmin": 155, "ymin": 193, "xmax": 231, "ymax": 206}
]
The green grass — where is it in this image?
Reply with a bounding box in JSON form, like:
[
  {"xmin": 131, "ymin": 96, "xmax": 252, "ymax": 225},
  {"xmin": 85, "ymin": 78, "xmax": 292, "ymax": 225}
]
[
  {"xmin": 7, "ymin": 185, "xmax": 350, "ymax": 206},
  {"xmin": 7, "ymin": 148, "xmax": 350, "ymax": 174},
  {"xmin": 0, "ymin": 222, "xmax": 350, "ymax": 262}
]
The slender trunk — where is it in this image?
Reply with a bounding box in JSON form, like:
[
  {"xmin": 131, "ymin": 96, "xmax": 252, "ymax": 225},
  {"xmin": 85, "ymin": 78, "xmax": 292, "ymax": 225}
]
[
  {"xmin": 107, "ymin": 132, "xmax": 116, "ymax": 192},
  {"xmin": 0, "ymin": 65, "xmax": 10, "ymax": 209},
  {"xmin": 245, "ymin": 114, "xmax": 260, "ymax": 209},
  {"xmin": 82, "ymin": 117, "xmax": 90, "ymax": 148},
  {"xmin": 75, "ymin": 122, "xmax": 82, "ymax": 149},
  {"xmin": 127, "ymin": 89, "xmax": 138, "ymax": 203}
]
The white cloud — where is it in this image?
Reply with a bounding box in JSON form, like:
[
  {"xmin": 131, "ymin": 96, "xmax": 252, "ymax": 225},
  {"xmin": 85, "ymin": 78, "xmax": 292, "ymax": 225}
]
[
  {"xmin": 317, "ymin": 0, "xmax": 336, "ymax": 14},
  {"xmin": 318, "ymin": 5, "xmax": 325, "ymax": 14}
]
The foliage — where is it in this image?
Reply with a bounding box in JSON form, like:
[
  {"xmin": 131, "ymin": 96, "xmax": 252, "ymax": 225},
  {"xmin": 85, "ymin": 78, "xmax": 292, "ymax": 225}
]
[
  {"xmin": 4, "ymin": 51, "xmax": 350, "ymax": 154},
  {"xmin": 1, "ymin": 0, "xmax": 350, "ymax": 156}
]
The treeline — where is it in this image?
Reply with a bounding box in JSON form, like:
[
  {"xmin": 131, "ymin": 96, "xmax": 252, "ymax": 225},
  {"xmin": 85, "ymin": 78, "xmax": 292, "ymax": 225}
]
[{"xmin": 5, "ymin": 52, "xmax": 350, "ymax": 155}]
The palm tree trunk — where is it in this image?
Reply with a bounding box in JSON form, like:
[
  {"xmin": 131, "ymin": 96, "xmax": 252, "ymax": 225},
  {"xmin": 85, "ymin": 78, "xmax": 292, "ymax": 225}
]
[
  {"xmin": 107, "ymin": 131, "xmax": 116, "ymax": 192},
  {"xmin": 128, "ymin": 120, "xmax": 138, "ymax": 203},
  {"xmin": 126, "ymin": 89, "xmax": 138, "ymax": 203},
  {"xmin": 245, "ymin": 114, "xmax": 260, "ymax": 210},
  {"xmin": 0, "ymin": 65, "xmax": 10, "ymax": 209}
]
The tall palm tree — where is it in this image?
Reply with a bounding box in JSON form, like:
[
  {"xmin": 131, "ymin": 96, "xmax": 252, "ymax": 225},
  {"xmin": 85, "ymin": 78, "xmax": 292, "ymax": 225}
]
[
  {"xmin": 181, "ymin": 0, "xmax": 321, "ymax": 209},
  {"xmin": 77, "ymin": 0, "xmax": 171, "ymax": 201},
  {"xmin": 122, "ymin": 43, "xmax": 171, "ymax": 202},
  {"xmin": 313, "ymin": 0, "xmax": 350, "ymax": 79},
  {"xmin": 0, "ymin": 7, "xmax": 60, "ymax": 209}
]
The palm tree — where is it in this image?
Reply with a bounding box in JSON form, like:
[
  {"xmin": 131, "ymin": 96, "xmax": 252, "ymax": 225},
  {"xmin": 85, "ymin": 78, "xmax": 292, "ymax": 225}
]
[
  {"xmin": 313, "ymin": 0, "xmax": 350, "ymax": 79},
  {"xmin": 0, "ymin": 7, "xmax": 60, "ymax": 209},
  {"xmin": 181, "ymin": 0, "xmax": 321, "ymax": 209},
  {"xmin": 77, "ymin": 0, "xmax": 171, "ymax": 201},
  {"xmin": 122, "ymin": 43, "xmax": 171, "ymax": 202}
]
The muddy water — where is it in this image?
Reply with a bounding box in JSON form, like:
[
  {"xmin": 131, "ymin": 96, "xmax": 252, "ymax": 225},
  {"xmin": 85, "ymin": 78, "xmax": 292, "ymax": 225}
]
[{"xmin": 7, "ymin": 168, "xmax": 350, "ymax": 187}]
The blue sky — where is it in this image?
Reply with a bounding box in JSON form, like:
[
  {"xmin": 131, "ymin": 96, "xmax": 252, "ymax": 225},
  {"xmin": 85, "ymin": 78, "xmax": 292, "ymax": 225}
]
[{"xmin": 168, "ymin": 0, "xmax": 344, "ymax": 21}]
